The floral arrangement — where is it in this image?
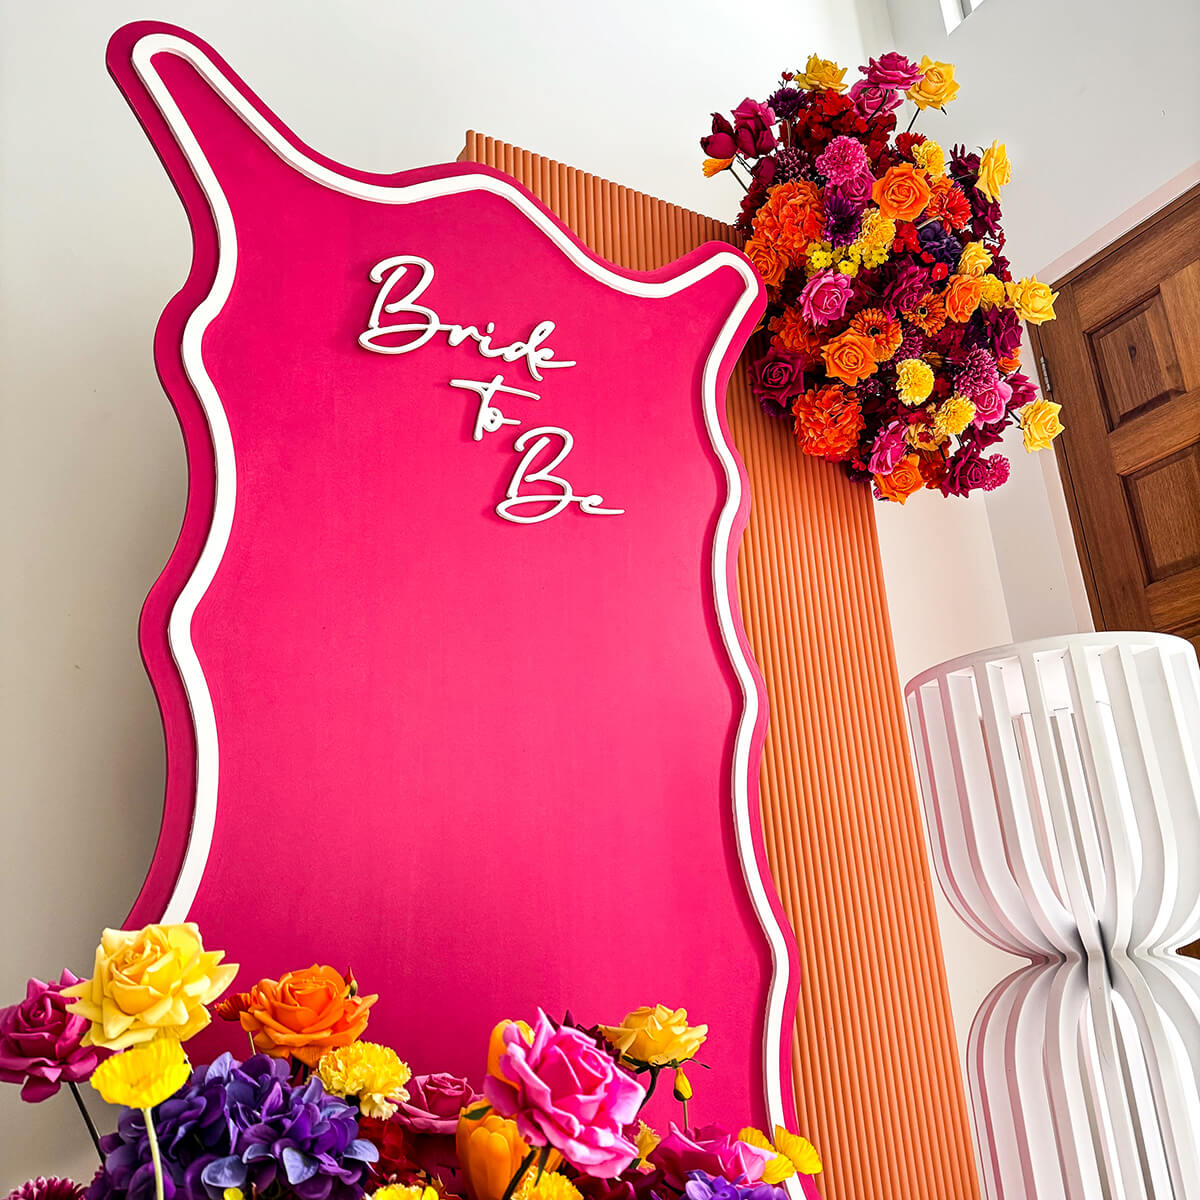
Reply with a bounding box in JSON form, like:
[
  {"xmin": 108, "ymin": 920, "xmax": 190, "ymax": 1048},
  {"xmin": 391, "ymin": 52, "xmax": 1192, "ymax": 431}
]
[
  {"xmin": 700, "ymin": 52, "xmax": 1065, "ymax": 502},
  {"xmin": 3, "ymin": 924, "xmax": 821, "ymax": 1200}
]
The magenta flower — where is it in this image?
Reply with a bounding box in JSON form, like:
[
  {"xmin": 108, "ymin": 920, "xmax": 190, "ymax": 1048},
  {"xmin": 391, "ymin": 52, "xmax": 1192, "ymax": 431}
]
[
  {"xmin": 649, "ymin": 1124, "xmax": 773, "ymax": 1190},
  {"xmin": 6, "ymin": 1180, "xmax": 84, "ymax": 1200},
  {"xmin": 973, "ymin": 377, "xmax": 1011, "ymax": 425},
  {"xmin": 955, "ymin": 347, "xmax": 1000, "ymax": 398},
  {"xmin": 484, "ymin": 1012, "xmax": 645, "ymax": 1178},
  {"xmin": 731, "ymin": 98, "xmax": 778, "ymax": 157},
  {"xmin": 833, "ymin": 169, "xmax": 874, "ymax": 208},
  {"xmin": 848, "ymin": 79, "xmax": 901, "ymax": 117},
  {"xmin": 863, "ymin": 52, "xmax": 923, "ymax": 90},
  {"xmin": 799, "ymin": 270, "xmax": 854, "ymax": 326},
  {"xmin": 940, "ymin": 447, "xmax": 991, "ymax": 497},
  {"xmin": 750, "ymin": 348, "xmax": 806, "ymax": 417},
  {"xmin": 815, "ymin": 136, "xmax": 869, "ymax": 185},
  {"xmin": 1007, "ymin": 371, "xmax": 1038, "ymax": 410},
  {"xmin": 700, "ymin": 114, "xmax": 737, "ymax": 160},
  {"xmin": 868, "ymin": 421, "xmax": 908, "ymax": 475},
  {"xmin": 0, "ymin": 972, "xmax": 107, "ymax": 1102},
  {"xmin": 982, "ymin": 454, "xmax": 1011, "ymax": 491},
  {"xmin": 393, "ymin": 1072, "xmax": 481, "ymax": 1179}
]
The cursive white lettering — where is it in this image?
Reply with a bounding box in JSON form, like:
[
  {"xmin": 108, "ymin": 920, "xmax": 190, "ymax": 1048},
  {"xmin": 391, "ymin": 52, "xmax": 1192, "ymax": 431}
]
[
  {"xmin": 449, "ymin": 374, "xmax": 535, "ymax": 441},
  {"xmin": 496, "ymin": 428, "xmax": 624, "ymax": 525}
]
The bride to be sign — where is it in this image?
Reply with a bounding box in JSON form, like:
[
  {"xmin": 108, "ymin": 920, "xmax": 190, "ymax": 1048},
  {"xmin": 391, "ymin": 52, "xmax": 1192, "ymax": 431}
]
[{"xmin": 109, "ymin": 21, "xmax": 803, "ymax": 1144}]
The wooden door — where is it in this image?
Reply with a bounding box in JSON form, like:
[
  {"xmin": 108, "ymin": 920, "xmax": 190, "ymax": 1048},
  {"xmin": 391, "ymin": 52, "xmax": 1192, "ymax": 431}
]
[{"xmin": 1033, "ymin": 187, "xmax": 1200, "ymax": 657}]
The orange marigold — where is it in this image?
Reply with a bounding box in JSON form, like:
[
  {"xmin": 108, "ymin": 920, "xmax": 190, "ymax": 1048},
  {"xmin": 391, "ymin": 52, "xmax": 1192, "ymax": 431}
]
[
  {"xmin": 769, "ymin": 307, "xmax": 824, "ymax": 366},
  {"xmin": 943, "ymin": 274, "xmax": 984, "ymax": 324},
  {"xmin": 925, "ymin": 178, "xmax": 971, "ymax": 231},
  {"xmin": 744, "ymin": 236, "xmax": 789, "ymax": 288},
  {"xmin": 902, "ymin": 292, "xmax": 947, "ymax": 336},
  {"xmin": 848, "ymin": 308, "xmax": 903, "ymax": 362},
  {"xmin": 822, "ymin": 330, "xmax": 879, "ymax": 386},
  {"xmin": 792, "ymin": 385, "xmax": 865, "ymax": 462},
  {"xmin": 753, "ymin": 181, "xmax": 825, "ymax": 259},
  {"xmin": 874, "ymin": 453, "xmax": 926, "ymax": 503}
]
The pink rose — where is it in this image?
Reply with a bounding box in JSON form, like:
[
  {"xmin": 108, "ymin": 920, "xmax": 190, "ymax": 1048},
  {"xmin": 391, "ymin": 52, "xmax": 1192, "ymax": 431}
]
[
  {"xmin": 484, "ymin": 1012, "xmax": 645, "ymax": 1177},
  {"xmin": 649, "ymin": 1124, "xmax": 773, "ymax": 1189},
  {"xmin": 0, "ymin": 972, "xmax": 108, "ymax": 1102},
  {"xmin": 798, "ymin": 269, "xmax": 854, "ymax": 327},
  {"xmin": 863, "ymin": 52, "xmax": 923, "ymax": 90},
  {"xmin": 848, "ymin": 79, "xmax": 901, "ymax": 117},
  {"xmin": 973, "ymin": 377, "xmax": 1011, "ymax": 425},
  {"xmin": 868, "ymin": 420, "xmax": 908, "ymax": 475},
  {"xmin": 834, "ymin": 169, "xmax": 875, "ymax": 208},
  {"xmin": 394, "ymin": 1072, "xmax": 481, "ymax": 1178}
]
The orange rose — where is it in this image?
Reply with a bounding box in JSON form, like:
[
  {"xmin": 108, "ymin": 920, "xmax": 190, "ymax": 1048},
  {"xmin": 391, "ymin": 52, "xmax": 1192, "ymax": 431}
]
[
  {"xmin": 822, "ymin": 330, "xmax": 879, "ymax": 386},
  {"xmin": 874, "ymin": 454, "xmax": 926, "ymax": 503},
  {"xmin": 943, "ymin": 274, "xmax": 983, "ymax": 324},
  {"xmin": 743, "ymin": 237, "xmax": 788, "ymax": 288},
  {"xmin": 240, "ymin": 965, "xmax": 377, "ymax": 1067},
  {"xmin": 997, "ymin": 349, "xmax": 1022, "ymax": 374},
  {"xmin": 872, "ymin": 164, "xmax": 932, "ymax": 222}
]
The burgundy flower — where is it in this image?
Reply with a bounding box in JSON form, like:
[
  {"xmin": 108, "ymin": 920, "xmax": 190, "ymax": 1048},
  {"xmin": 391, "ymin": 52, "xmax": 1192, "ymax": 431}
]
[
  {"xmin": 7, "ymin": 1180, "xmax": 85, "ymax": 1200},
  {"xmin": 940, "ymin": 447, "xmax": 991, "ymax": 497},
  {"xmin": 893, "ymin": 323, "xmax": 927, "ymax": 364},
  {"xmin": 772, "ymin": 147, "xmax": 812, "ymax": 184},
  {"xmin": 766, "ymin": 85, "xmax": 805, "ymax": 121},
  {"xmin": 833, "ymin": 169, "xmax": 873, "ymax": 209},
  {"xmin": 750, "ymin": 348, "xmax": 807, "ymax": 417},
  {"xmin": 982, "ymin": 454, "xmax": 1011, "ymax": 490},
  {"xmin": 983, "ymin": 306, "xmax": 1022, "ymax": 359},
  {"xmin": 700, "ymin": 114, "xmax": 737, "ymax": 160},
  {"xmin": 954, "ymin": 347, "xmax": 1000, "ymax": 398},
  {"xmin": 731, "ymin": 98, "xmax": 778, "ymax": 157},
  {"xmin": 1007, "ymin": 371, "xmax": 1038, "ymax": 410},
  {"xmin": 863, "ymin": 52, "xmax": 924, "ymax": 90},
  {"xmin": 391, "ymin": 1072, "xmax": 481, "ymax": 1180},
  {"xmin": 751, "ymin": 156, "xmax": 777, "ymax": 186},
  {"xmin": 882, "ymin": 262, "xmax": 931, "ymax": 315},
  {"xmin": 0, "ymin": 972, "xmax": 108, "ymax": 1102}
]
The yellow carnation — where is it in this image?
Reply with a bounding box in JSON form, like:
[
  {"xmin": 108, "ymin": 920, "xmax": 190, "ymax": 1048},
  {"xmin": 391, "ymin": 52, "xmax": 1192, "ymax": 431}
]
[
  {"xmin": 515, "ymin": 1174, "xmax": 581, "ymax": 1200},
  {"xmin": 797, "ymin": 54, "xmax": 847, "ymax": 92},
  {"xmin": 858, "ymin": 209, "xmax": 897, "ymax": 251},
  {"xmin": 318, "ymin": 1041, "xmax": 411, "ymax": 1119},
  {"xmin": 90, "ymin": 1037, "xmax": 190, "ymax": 1109},
  {"xmin": 373, "ymin": 1188, "xmax": 440, "ymax": 1200},
  {"xmin": 908, "ymin": 58, "xmax": 959, "ymax": 109},
  {"xmin": 599, "ymin": 1005, "xmax": 707, "ymax": 1067},
  {"xmin": 912, "ymin": 139, "xmax": 946, "ymax": 178},
  {"xmin": 957, "ymin": 242, "xmax": 992, "ymax": 277},
  {"xmin": 738, "ymin": 1128, "xmax": 796, "ymax": 1185},
  {"xmin": 1019, "ymin": 398, "xmax": 1065, "ymax": 451},
  {"xmin": 774, "ymin": 1127, "xmax": 822, "ymax": 1175},
  {"xmin": 65, "ymin": 924, "xmax": 237, "ymax": 1051},
  {"xmin": 635, "ymin": 1122, "xmax": 661, "ymax": 1167},
  {"xmin": 978, "ymin": 274, "xmax": 1006, "ymax": 309},
  {"xmin": 934, "ymin": 396, "xmax": 977, "ymax": 438},
  {"xmin": 977, "ymin": 141, "xmax": 1011, "ymax": 202},
  {"xmin": 896, "ymin": 358, "xmax": 935, "ymax": 405},
  {"xmin": 1006, "ymin": 277, "xmax": 1058, "ymax": 325},
  {"xmin": 703, "ymin": 157, "xmax": 734, "ymax": 178}
]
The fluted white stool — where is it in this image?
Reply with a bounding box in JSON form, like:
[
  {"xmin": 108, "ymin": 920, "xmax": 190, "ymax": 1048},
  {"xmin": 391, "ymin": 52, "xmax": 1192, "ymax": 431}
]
[{"xmin": 905, "ymin": 632, "xmax": 1200, "ymax": 1200}]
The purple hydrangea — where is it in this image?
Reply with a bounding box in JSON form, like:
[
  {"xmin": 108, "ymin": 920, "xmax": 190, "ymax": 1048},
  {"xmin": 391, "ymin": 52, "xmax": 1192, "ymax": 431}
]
[
  {"xmin": 684, "ymin": 1171, "xmax": 788, "ymax": 1200},
  {"xmin": 85, "ymin": 1054, "xmax": 377, "ymax": 1200}
]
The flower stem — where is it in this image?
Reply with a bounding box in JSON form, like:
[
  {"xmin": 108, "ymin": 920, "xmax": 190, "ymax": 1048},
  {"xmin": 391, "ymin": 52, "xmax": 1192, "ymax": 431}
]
[
  {"xmin": 501, "ymin": 1148, "xmax": 537, "ymax": 1200},
  {"xmin": 247, "ymin": 1031, "xmax": 258, "ymax": 1059},
  {"xmin": 534, "ymin": 1144, "xmax": 551, "ymax": 1186},
  {"xmin": 637, "ymin": 1064, "xmax": 662, "ymax": 1113},
  {"xmin": 143, "ymin": 1107, "xmax": 166, "ymax": 1200},
  {"xmin": 906, "ymin": 106, "xmax": 919, "ymax": 133},
  {"xmin": 681, "ymin": 1095, "xmax": 689, "ymax": 1129},
  {"xmin": 67, "ymin": 1080, "xmax": 104, "ymax": 1162}
]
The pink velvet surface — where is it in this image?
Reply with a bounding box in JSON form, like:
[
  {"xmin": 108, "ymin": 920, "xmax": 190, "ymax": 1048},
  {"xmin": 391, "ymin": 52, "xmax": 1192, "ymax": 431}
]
[{"xmin": 108, "ymin": 22, "xmax": 803, "ymax": 1141}]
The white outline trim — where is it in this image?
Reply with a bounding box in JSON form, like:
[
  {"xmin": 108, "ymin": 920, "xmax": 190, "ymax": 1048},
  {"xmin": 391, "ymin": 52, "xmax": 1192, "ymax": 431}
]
[{"xmin": 130, "ymin": 31, "xmax": 798, "ymax": 1158}]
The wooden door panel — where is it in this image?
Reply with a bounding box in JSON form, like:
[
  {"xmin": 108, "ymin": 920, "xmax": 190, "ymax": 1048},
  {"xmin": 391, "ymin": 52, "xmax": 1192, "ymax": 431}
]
[{"xmin": 1037, "ymin": 187, "xmax": 1200, "ymax": 658}]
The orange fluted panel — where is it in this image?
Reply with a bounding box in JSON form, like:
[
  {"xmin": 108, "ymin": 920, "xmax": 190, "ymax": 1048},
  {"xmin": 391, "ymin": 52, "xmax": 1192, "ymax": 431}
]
[{"xmin": 458, "ymin": 132, "xmax": 981, "ymax": 1200}]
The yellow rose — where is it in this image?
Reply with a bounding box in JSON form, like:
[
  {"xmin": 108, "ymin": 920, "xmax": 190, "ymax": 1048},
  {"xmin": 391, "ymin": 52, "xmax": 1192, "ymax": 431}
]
[
  {"xmin": 65, "ymin": 924, "xmax": 237, "ymax": 1050},
  {"xmin": 599, "ymin": 1005, "xmax": 707, "ymax": 1066},
  {"xmin": 797, "ymin": 54, "xmax": 847, "ymax": 92},
  {"xmin": 977, "ymin": 141, "xmax": 1011, "ymax": 202},
  {"xmin": 1019, "ymin": 398, "xmax": 1065, "ymax": 451},
  {"xmin": 907, "ymin": 57, "xmax": 960, "ymax": 109},
  {"xmin": 1006, "ymin": 277, "xmax": 1058, "ymax": 324},
  {"xmin": 957, "ymin": 241, "xmax": 992, "ymax": 277}
]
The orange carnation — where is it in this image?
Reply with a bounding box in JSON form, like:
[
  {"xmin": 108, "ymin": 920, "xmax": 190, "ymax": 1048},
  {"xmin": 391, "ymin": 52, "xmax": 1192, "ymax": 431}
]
[
  {"xmin": 902, "ymin": 292, "xmax": 946, "ymax": 336},
  {"xmin": 822, "ymin": 330, "xmax": 879, "ymax": 386},
  {"xmin": 744, "ymin": 236, "xmax": 788, "ymax": 288},
  {"xmin": 849, "ymin": 308, "xmax": 903, "ymax": 362},
  {"xmin": 874, "ymin": 454, "xmax": 926, "ymax": 503},
  {"xmin": 943, "ymin": 274, "xmax": 984, "ymax": 324},
  {"xmin": 871, "ymin": 164, "xmax": 932, "ymax": 222},
  {"xmin": 769, "ymin": 306, "xmax": 824, "ymax": 366},
  {"xmin": 240, "ymin": 965, "xmax": 377, "ymax": 1067},
  {"xmin": 792, "ymin": 385, "xmax": 865, "ymax": 461}
]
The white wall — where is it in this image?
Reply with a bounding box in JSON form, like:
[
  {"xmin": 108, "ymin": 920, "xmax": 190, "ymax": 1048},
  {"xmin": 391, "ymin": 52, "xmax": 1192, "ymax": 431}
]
[{"xmin": 0, "ymin": 0, "xmax": 881, "ymax": 1185}]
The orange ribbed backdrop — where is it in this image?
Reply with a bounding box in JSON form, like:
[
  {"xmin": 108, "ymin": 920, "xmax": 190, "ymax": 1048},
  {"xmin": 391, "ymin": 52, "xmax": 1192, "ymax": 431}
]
[{"xmin": 458, "ymin": 133, "xmax": 980, "ymax": 1200}]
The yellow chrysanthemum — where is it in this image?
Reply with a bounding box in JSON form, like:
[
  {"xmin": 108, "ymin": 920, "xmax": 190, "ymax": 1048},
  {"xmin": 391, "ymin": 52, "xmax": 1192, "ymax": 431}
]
[
  {"xmin": 515, "ymin": 1173, "xmax": 582, "ymax": 1200},
  {"xmin": 738, "ymin": 1128, "xmax": 796, "ymax": 1185},
  {"xmin": 703, "ymin": 157, "xmax": 734, "ymax": 178},
  {"xmin": 600, "ymin": 1005, "xmax": 708, "ymax": 1067},
  {"xmin": 934, "ymin": 396, "xmax": 977, "ymax": 439},
  {"xmin": 977, "ymin": 141, "xmax": 1011, "ymax": 202},
  {"xmin": 896, "ymin": 358, "xmax": 935, "ymax": 406},
  {"xmin": 317, "ymin": 1042, "xmax": 411, "ymax": 1119},
  {"xmin": 1019, "ymin": 398, "xmax": 1064, "ymax": 451},
  {"xmin": 635, "ymin": 1121, "xmax": 661, "ymax": 1167},
  {"xmin": 857, "ymin": 209, "xmax": 897, "ymax": 251},
  {"xmin": 912, "ymin": 139, "xmax": 946, "ymax": 178},
  {"xmin": 978, "ymin": 274, "xmax": 1006, "ymax": 309},
  {"xmin": 774, "ymin": 1126, "xmax": 823, "ymax": 1175},
  {"xmin": 957, "ymin": 241, "xmax": 992, "ymax": 277},
  {"xmin": 796, "ymin": 54, "xmax": 847, "ymax": 93},
  {"xmin": 90, "ymin": 1038, "xmax": 190, "ymax": 1109},
  {"xmin": 1005, "ymin": 277, "xmax": 1058, "ymax": 325},
  {"xmin": 373, "ymin": 1188, "xmax": 440, "ymax": 1200}
]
